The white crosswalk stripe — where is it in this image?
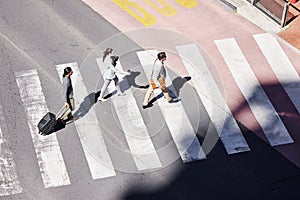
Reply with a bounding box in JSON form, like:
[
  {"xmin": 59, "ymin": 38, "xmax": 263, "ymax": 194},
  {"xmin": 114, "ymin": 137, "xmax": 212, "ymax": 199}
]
[
  {"xmin": 56, "ymin": 63, "xmax": 116, "ymax": 179},
  {"xmin": 0, "ymin": 104, "xmax": 23, "ymax": 196},
  {"xmin": 215, "ymin": 38, "xmax": 294, "ymax": 146},
  {"xmin": 254, "ymin": 33, "xmax": 300, "ymax": 114},
  {"xmin": 176, "ymin": 43, "xmax": 250, "ymax": 154},
  {"xmin": 137, "ymin": 50, "xmax": 207, "ymax": 162},
  {"xmin": 15, "ymin": 69, "xmax": 71, "ymax": 188},
  {"xmin": 2, "ymin": 34, "xmax": 299, "ymax": 191},
  {"xmin": 96, "ymin": 58, "xmax": 162, "ymax": 171}
]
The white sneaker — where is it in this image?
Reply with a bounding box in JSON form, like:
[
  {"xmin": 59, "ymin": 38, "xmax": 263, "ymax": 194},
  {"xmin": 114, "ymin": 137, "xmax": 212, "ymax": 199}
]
[
  {"xmin": 98, "ymin": 97, "xmax": 107, "ymax": 102},
  {"xmin": 117, "ymin": 92, "xmax": 126, "ymax": 96}
]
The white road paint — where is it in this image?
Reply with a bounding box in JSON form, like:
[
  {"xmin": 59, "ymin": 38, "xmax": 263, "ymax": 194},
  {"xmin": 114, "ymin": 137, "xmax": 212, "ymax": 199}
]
[
  {"xmin": 96, "ymin": 59, "xmax": 162, "ymax": 171},
  {"xmin": 15, "ymin": 69, "xmax": 70, "ymax": 188},
  {"xmin": 254, "ymin": 33, "xmax": 300, "ymax": 114},
  {"xmin": 215, "ymin": 38, "xmax": 294, "ymax": 146},
  {"xmin": 176, "ymin": 43, "xmax": 250, "ymax": 154},
  {"xmin": 0, "ymin": 104, "xmax": 23, "ymax": 196},
  {"xmin": 56, "ymin": 63, "xmax": 116, "ymax": 179},
  {"xmin": 137, "ymin": 50, "xmax": 206, "ymax": 162}
]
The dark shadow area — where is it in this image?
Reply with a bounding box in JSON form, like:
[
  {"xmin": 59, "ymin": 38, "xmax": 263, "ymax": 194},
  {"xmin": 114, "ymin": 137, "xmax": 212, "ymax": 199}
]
[
  {"xmin": 100, "ymin": 70, "xmax": 149, "ymax": 101},
  {"xmin": 44, "ymin": 90, "xmax": 102, "ymax": 135},
  {"xmin": 144, "ymin": 76, "xmax": 189, "ymax": 107},
  {"xmin": 171, "ymin": 76, "xmax": 191, "ymax": 97},
  {"xmin": 125, "ymin": 70, "xmax": 150, "ymax": 90},
  {"xmin": 73, "ymin": 91, "xmax": 100, "ymax": 118},
  {"xmin": 123, "ymin": 81, "xmax": 300, "ymax": 200},
  {"xmin": 123, "ymin": 124, "xmax": 300, "ymax": 200}
]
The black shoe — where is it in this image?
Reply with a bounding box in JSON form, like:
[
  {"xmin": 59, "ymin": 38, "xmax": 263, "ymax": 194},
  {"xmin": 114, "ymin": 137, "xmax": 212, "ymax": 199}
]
[
  {"xmin": 168, "ymin": 98, "xmax": 179, "ymax": 103},
  {"xmin": 142, "ymin": 103, "xmax": 153, "ymax": 109}
]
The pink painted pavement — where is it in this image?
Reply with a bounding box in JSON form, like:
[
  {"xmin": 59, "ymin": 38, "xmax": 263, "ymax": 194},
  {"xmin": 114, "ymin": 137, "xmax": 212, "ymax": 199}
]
[{"xmin": 81, "ymin": 0, "xmax": 300, "ymax": 166}]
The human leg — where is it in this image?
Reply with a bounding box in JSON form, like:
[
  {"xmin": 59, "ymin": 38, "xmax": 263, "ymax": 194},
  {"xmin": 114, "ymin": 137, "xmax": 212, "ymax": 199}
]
[
  {"xmin": 158, "ymin": 78, "xmax": 172, "ymax": 102},
  {"xmin": 113, "ymin": 77, "xmax": 124, "ymax": 96},
  {"xmin": 142, "ymin": 80, "xmax": 155, "ymax": 108},
  {"xmin": 99, "ymin": 79, "xmax": 111, "ymax": 101}
]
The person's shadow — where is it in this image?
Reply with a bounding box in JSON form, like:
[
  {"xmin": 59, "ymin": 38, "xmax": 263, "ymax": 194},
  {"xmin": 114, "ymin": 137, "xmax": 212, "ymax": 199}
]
[
  {"xmin": 42, "ymin": 91, "xmax": 101, "ymax": 136},
  {"xmin": 124, "ymin": 70, "xmax": 150, "ymax": 90},
  {"xmin": 171, "ymin": 76, "xmax": 191, "ymax": 97},
  {"xmin": 44, "ymin": 76, "xmax": 192, "ymax": 135},
  {"xmin": 73, "ymin": 91, "xmax": 100, "ymax": 118},
  {"xmin": 147, "ymin": 76, "xmax": 191, "ymax": 106},
  {"xmin": 102, "ymin": 70, "xmax": 149, "ymax": 100}
]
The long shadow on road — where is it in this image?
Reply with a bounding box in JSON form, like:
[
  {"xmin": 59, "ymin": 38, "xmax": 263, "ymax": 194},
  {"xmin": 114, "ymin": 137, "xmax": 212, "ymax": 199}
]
[
  {"xmin": 123, "ymin": 81, "xmax": 300, "ymax": 200},
  {"xmin": 123, "ymin": 124, "xmax": 300, "ymax": 200}
]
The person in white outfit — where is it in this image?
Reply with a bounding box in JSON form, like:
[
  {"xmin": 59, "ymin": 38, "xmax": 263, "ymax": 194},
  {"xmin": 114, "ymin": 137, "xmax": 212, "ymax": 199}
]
[{"xmin": 98, "ymin": 48, "xmax": 131, "ymax": 102}]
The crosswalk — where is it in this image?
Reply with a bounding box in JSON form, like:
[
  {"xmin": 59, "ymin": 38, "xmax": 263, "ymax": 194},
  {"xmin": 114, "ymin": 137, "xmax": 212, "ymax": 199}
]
[
  {"xmin": 15, "ymin": 69, "xmax": 71, "ymax": 188},
  {"xmin": 56, "ymin": 63, "xmax": 116, "ymax": 180},
  {"xmin": 96, "ymin": 58, "xmax": 162, "ymax": 171},
  {"xmin": 0, "ymin": 33, "xmax": 299, "ymax": 196},
  {"xmin": 215, "ymin": 38, "xmax": 294, "ymax": 146}
]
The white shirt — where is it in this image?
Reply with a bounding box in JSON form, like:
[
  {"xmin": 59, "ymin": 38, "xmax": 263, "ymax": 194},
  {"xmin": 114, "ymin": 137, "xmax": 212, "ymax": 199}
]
[
  {"xmin": 102, "ymin": 56, "xmax": 130, "ymax": 79},
  {"xmin": 151, "ymin": 59, "xmax": 166, "ymax": 85},
  {"xmin": 102, "ymin": 57, "xmax": 117, "ymax": 79}
]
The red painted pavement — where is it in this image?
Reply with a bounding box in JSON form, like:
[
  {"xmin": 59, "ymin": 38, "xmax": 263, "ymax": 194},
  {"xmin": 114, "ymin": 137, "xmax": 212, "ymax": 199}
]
[{"xmin": 81, "ymin": 0, "xmax": 300, "ymax": 167}]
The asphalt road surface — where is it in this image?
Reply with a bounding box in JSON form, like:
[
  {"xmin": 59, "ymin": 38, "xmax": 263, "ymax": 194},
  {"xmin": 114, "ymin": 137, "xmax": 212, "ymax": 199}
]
[{"xmin": 0, "ymin": 0, "xmax": 300, "ymax": 200}]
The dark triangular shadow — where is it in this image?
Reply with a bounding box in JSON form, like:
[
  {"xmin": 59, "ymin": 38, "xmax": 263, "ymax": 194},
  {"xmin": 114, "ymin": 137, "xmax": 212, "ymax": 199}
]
[
  {"xmin": 73, "ymin": 91, "xmax": 100, "ymax": 118},
  {"xmin": 120, "ymin": 70, "xmax": 149, "ymax": 92},
  {"xmin": 170, "ymin": 76, "xmax": 191, "ymax": 97}
]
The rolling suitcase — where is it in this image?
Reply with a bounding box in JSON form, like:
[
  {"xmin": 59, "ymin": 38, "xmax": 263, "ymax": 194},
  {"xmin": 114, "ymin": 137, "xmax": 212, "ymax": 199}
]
[
  {"xmin": 37, "ymin": 112, "xmax": 57, "ymax": 135},
  {"xmin": 37, "ymin": 107, "xmax": 68, "ymax": 135}
]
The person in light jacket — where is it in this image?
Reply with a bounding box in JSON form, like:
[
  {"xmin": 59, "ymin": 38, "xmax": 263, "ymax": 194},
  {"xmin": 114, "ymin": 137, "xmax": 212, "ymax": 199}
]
[
  {"xmin": 98, "ymin": 48, "xmax": 130, "ymax": 102},
  {"xmin": 142, "ymin": 52, "xmax": 175, "ymax": 109}
]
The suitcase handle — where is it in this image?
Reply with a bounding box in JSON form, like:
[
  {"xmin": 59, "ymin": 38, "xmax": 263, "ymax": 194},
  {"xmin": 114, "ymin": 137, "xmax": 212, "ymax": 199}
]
[{"xmin": 56, "ymin": 106, "xmax": 68, "ymax": 120}]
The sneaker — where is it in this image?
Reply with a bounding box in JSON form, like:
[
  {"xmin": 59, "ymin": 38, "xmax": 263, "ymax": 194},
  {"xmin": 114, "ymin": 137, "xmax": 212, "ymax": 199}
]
[
  {"xmin": 168, "ymin": 98, "xmax": 178, "ymax": 103},
  {"xmin": 117, "ymin": 92, "xmax": 126, "ymax": 96},
  {"xmin": 142, "ymin": 103, "xmax": 153, "ymax": 109},
  {"xmin": 98, "ymin": 97, "xmax": 107, "ymax": 102}
]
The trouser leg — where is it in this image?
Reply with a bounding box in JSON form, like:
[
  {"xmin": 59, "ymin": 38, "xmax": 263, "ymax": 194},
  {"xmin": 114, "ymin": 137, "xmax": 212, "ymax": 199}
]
[
  {"xmin": 61, "ymin": 98, "xmax": 75, "ymax": 120},
  {"xmin": 61, "ymin": 108, "xmax": 71, "ymax": 120},
  {"xmin": 143, "ymin": 83, "xmax": 155, "ymax": 105},
  {"xmin": 99, "ymin": 79, "xmax": 111, "ymax": 99},
  {"xmin": 113, "ymin": 77, "xmax": 122, "ymax": 94},
  {"xmin": 158, "ymin": 78, "xmax": 171, "ymax": 102}
]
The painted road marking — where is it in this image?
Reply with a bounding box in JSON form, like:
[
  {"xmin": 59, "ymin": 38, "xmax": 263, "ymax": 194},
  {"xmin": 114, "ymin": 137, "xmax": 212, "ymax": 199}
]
[
  {"xmin": 215, "ymin": 38, "xmax": 294, "ymax": 146},
  {"xmin": 174, "ymin": 0, "xmax": 198, "ymax": 8},
  {"xmin": 254, "ymin": 33, "xmax": 300, "ymax": 114},
  {"xmin": 144, "ymin": 0, "xmax": 176, "ymax": 16},
  {"xmin": 96, "ymin": 58, "xmax": 162, "ymax": 171},
  {"xmin": 0, "ymin": 104, "xmax": 23, "ymax": 196},
  {"xmin": 111, "ymin": 0, "xmax": 198, "ymax": 26},
  {"xmin": 112, "ymin": 0, "xmax": 156, "ymax": 26},
  {"xmin": 56, "ymin": 63, "xmax": 116, "ymax": 179},
  {"xmin": 15, "ymin": 69, "xmax": 70, "ymax": 188},
  {"xmin": 137, "ymin": 50, "xmax": 206, "ymax": 162},
  {"xmin": 176, "ymin": 43, "xmax": 250, "ymax": 154}
]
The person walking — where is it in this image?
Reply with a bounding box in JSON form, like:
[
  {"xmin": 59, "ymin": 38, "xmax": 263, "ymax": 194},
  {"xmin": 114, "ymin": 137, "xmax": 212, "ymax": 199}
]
[
  {"xmin": 142, "ymin": 52, "xmax": 175, "ymax": 109},
  {"xmin": 98, "ymin": 48, "xmax": 130, "ymax": 102},
  {"xmin": 60, "ymin": 66, "xmax": 77, "ymax": 123}
]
